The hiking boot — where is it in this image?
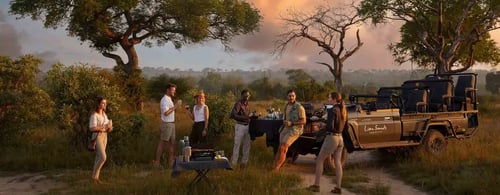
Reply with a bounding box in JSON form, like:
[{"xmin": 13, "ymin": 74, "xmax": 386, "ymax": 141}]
[
  {"xmin": 306, "ymin": 185, "xmax": 320, "ymax": 192},
  {"xmin": 240, "ymin": 163, "xmax": 248, "ymax": 169}
]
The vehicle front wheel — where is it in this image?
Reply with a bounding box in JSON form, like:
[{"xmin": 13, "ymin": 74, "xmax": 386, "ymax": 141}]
[{"xmin": 423, "ymin": 129, "xmax": 447, "ymax": 154}]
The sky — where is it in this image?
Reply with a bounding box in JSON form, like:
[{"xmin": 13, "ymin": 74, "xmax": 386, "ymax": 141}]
[{"xmin": 0, "ymin": 0, "xmax": 499, "ymax": 71}]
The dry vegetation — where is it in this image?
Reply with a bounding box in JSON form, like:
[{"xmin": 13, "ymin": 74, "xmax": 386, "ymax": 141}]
[{"xmin": 1, "ymin": 98, "xmax": 499, "ymax": 194}]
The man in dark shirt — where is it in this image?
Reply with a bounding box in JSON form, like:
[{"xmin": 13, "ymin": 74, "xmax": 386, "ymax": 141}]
[{"xmin": 230, "ymin": 90, "xmax": 251, "ymax": 168}]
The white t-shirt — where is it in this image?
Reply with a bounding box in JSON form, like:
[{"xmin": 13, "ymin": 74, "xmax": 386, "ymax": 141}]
[
  {"xmin": 193, "ymin": 105, "xmax": 206, "ymax": 122},
  {"xmin": 160, "ymin": 95, "xmax": 175, "ymax": 122},
  {"xmin": 89, "ymin": 112, "xmax": 109, "ymax": 140},
  {"xmin": 89, "ymin": 112, "xmax": 109, "ymax": 129}
]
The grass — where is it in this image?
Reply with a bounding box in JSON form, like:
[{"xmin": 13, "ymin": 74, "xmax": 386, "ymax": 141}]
[
  {"xmin": 389, "ymin": 117, "xmax": 500, "ymax": 195},
  {"xmin": 2, "ymin": 100, "xmax": 499, "ymax": 194}
]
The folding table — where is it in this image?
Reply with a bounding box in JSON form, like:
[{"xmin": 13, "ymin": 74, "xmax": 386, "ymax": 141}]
[{"xmin": 171, "ymin": 157, "xmax": 232, "ymax": 193}]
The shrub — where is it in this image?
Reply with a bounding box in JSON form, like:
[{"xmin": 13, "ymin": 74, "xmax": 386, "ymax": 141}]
[
  {"xmin": 0, "ymin": 55, "xmax": 54, "ymax": 144},
  {"xmin": 44, "ymin": 63, "xmax": 124, "ymax": 148}
]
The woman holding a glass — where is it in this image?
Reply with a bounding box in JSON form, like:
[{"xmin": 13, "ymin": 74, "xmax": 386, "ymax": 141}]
[{"xmin": 89, "ymin": 96, "xmax": 113, "ymax": 184}]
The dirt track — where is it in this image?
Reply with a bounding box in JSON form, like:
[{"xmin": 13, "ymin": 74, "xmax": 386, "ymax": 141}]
[
  {"xmin": 0, "ymin": 151, "xmax": 427, "ymax": 195},
  {"xmin": 281, "ymin": 151, "xmax": 427, "ymax": 195}
]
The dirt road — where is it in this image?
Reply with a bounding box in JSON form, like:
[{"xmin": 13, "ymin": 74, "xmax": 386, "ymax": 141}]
[
  {"xmin": 280, "ymin": 151, "xmax": 427, "ymax": 195},
  {"xmin": 1, "ymin": 151, "xmax": 427, "ymax": 194},
  {"xmin": 0, "ymin": 173, "xmax": 65, "ymax": 195}
]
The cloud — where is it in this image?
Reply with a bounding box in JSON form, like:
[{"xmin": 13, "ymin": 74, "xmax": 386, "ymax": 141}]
[
  {"xmin": 227, "ymin": 0, "xmax": 405, "ymax": 70},
  {"xmin": 0, "ymin": 10, "xmax": 22, "ymax": 57}
]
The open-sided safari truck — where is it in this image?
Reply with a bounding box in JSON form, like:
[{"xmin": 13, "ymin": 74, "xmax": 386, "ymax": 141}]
[{"xmin": 251, "ymin": 73, "xmax": 480, "ymax": 164}]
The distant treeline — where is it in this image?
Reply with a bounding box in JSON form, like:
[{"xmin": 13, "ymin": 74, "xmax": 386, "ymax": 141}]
[{"xmin": 141, "ymin": 67, "xmax": 494, "ymax": 95}]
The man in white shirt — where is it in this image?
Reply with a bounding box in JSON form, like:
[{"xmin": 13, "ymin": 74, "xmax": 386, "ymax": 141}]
[{"xmin": 153, "ymin": 83, "xmax": 182, "ymax": 168}]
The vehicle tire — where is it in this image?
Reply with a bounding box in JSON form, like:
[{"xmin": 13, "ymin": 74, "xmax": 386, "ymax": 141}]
[
  {"xmin": 423, "ymin": 129, "xmax": 447, "ymax": 154},
  {"xmin": 289, "ymin": 151, "xmax": 299, "ymax": 163}
]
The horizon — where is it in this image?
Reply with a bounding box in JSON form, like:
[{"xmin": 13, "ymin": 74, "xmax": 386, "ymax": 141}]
[{"xmin": 1, "ymin": 0, "xmax": 499, "ymax": 72}]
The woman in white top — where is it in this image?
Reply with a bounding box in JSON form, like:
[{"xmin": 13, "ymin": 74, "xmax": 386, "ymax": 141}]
[
  {"xmin": 188, "ymin": 91, "xmax": 209, "ymax": 146},
  {"xmin": 89, "ymin": 96, "xmax": 113, "ymax": 184}
]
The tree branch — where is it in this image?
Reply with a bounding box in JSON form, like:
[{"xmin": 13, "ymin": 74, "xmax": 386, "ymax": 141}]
[{"xmin": 102, "ymin": 52, "xmax": 124, "ymax": 66}]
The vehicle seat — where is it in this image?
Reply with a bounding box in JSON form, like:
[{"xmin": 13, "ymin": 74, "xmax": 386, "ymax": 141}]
[
  {"xmin": 375, "ymin": 87, "xmax": 396, "ymax": 109},
  {"xmin": 425, "ymin": 80, "xmax": 453, "ymax": 112},
  {"xmin": 403, "ymin": 89, "xmax": 428, "ymax": 113},
  {"xmin": 453, "ymin": 75, "xmax": 476, "ymax": 111}
]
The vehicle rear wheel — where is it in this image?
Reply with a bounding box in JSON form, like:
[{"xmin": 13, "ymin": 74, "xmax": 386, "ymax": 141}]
[{"xmin": 423, "ymin": 129, "xmax": 447, "ymax": 154}]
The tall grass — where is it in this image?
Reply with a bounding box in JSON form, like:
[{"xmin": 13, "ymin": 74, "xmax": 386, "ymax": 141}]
[
  {"xmin": 6, "ymin": 99, "xmax": 497, "ymax": 194},
  {"xmin": 392, "ymin": 117, "xmax": 500, "ymax": 194}
]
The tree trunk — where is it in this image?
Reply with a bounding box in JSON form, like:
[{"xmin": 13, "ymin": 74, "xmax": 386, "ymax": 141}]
[{"xmin": 120, "ymin": 43, "xmax": 144, "ymax": 111}]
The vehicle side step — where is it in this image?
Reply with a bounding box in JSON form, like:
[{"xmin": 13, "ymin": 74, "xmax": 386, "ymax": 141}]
[{"xmin": 360, "ymin": 141, "xmax": 420, "ymax": 149}]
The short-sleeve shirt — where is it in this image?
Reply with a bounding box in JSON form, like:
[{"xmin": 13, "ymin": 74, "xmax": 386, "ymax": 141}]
[
  {"xmin": 160, "ymin": 95, "xmax": 175, "ymax": 122},
  {"xmin": 89, "ymin": 112, "xmax": 109, "ymax": 129}
]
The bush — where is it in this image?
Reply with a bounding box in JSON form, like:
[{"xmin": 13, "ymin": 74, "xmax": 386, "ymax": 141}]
[
  {"xmin": 44, "ymin": 63, "xmax": 124, "ymax": 148},
  {"xmin": 0, "ymin": 55, "xmax": 54, "ymax": 144}
]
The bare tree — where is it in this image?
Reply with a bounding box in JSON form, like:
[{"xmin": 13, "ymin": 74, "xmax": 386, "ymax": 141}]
[{"xmin": 274, "ymin": 2, "xmax": 367, "ymax": 92}]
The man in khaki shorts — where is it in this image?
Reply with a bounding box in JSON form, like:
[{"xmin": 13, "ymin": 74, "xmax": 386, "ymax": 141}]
[
  {"xmin": 273, "ymin": 89, "xmax": 306, "ymax": 171},
  {"xmin": 153, "ymin": 83, "xmax": 182, "ymax": 168}
]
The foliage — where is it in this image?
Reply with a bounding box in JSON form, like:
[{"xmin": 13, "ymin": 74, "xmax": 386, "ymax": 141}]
[
  {"xmin": 248, "ymin": 77, "xmax": 287, "ymax": 100},
  {"xmin": 44, "ymin": 63, "xmax": 124, "ymax": 147},
  {"xmin": 285, "ymin": 69, "xmax": 327, "ymax": 101},
  {"xmin": 106, "ymin": 112, "xmax": 149, "ymax": 165},
  {"xmin": 485, "ymin": 71, "xmax": 500, "ymax": 94},
  {"xmin": 198, "ymin": 72, "xmax": 224, "ymax": 94},
  {"xmin": 145, "ymin": 73, "xmax": 195, "ymax": 102},
  {"xmin": 9, "ymin": 0, "xmax": 262, "ymax": 71},
  {"xmin": 358, "ymin": 0, "xmax": 500, "ymax": 74},
  {"xmin": 220, "ymin": 75, "xmax": 247, "ymax": 97},
  {"xmin": 10, "ymin": 0, "xmax": 261, "ymax": 111},
  {"xmin": 205, "ymin": 92, "xmax": 236, "ymax": 137},
  {"xmin": 113, "ymin": 65, "xmax": 146, "ymax": 111},
  {"xmin": 0, "ymin": 55, "xmax": 54, "ymax": 144}
]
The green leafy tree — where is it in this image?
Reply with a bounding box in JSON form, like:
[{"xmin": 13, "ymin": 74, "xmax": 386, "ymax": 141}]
[
  {"xmin": 10, "ymin": 0, "xmax": 262, "ymax": 109},
  {"xmin": 0, "ymin": 55, "xmax": 54, "ymax": 144},
  {"xmin": 220, "ymin": 75, "xmax": 246, "ymax": 97},
  {"xmin": 285, "ymin": 69, "xmax": 325, "ymax": 101},
  {"xmin": 248, "ymin": 77, "xmax": 275, "ymax": 100},
  {"xmin": 44, "ymin": 63, "xmax": 124, "ymax": 147},
  {"xmin": 198, "ymin": 72, "xmax": 224, "ymax": 94},
  {"xmin": 274, "ymin": 2, "xmax": 367, "ymax": 92},
  {"xmin": 486, "ymin": 71, "xmax": 500, "ymax": 94},
  {"xmin": 145, "ymin": 73, "xmax": 195, "ymax": 102},
  {"xmin": 359, "ymin": 0, "xmax": 500, "ymax": 74}
]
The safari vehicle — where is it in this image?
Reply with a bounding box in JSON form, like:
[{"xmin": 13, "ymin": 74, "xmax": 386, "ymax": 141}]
[{"xmin": 281, "ymin": 73, "xmax": 480, "ymax": 163}]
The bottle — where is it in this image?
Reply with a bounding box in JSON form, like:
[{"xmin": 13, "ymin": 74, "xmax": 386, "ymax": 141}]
[
  {"xmin": 178, "ymin": 139, "xmax": 185, "ymax": 157},
  {"xmin": 184, "ymin": 145, "xmax": 192, "ymax": 162},
  {"xmin": 184, "ymin": 137, "xmax": 190, "ymax": 148},
  {"xmin": 278, "ymin": 108, "xmax": 281, "ymax": 119}
]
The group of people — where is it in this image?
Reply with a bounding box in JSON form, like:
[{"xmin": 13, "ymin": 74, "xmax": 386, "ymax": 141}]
[{"xmin": 88, "ymin": 83, "xmax": 348, "ymax": 194}]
